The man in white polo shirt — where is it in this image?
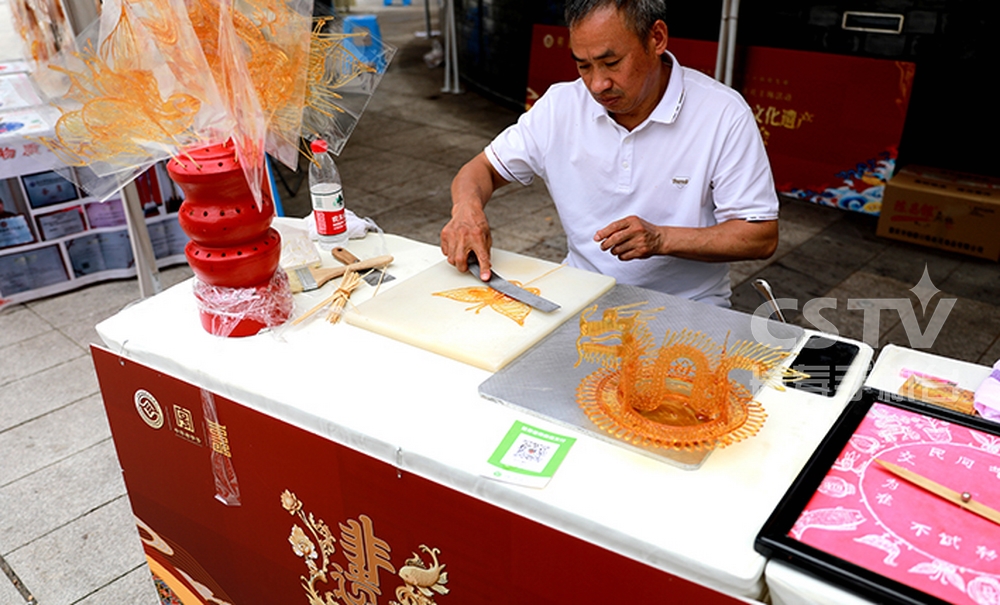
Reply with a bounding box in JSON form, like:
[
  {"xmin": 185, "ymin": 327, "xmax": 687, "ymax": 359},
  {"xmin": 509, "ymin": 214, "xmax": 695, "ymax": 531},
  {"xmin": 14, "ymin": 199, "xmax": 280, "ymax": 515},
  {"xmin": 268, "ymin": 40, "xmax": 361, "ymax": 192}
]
[{"xmin": 440, "ymin": 0, "xmax": 779, "ymax": 307}]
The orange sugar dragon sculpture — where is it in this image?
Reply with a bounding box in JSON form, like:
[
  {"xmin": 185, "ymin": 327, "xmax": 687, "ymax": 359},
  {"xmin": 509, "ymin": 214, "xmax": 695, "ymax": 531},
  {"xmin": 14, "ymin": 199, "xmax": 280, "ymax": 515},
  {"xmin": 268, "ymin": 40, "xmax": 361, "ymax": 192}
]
[{"xmin": 574, "ymin": 303, "xmax": 804, "ymax": 452}]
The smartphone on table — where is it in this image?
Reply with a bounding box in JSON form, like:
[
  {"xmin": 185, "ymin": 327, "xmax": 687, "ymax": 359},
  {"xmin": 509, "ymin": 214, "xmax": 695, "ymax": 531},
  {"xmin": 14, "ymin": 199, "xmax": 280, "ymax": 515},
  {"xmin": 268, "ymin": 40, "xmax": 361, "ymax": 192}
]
[{"xmin": 785, "ymin": 335, "xmax": 861, "ymax": 397}]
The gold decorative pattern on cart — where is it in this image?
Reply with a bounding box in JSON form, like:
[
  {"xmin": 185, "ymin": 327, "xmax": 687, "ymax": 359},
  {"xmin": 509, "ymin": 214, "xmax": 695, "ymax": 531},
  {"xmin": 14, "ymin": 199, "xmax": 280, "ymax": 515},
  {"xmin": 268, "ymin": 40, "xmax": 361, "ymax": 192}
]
[
  {"xmin": 281, "ymin": 490, "xmax": 450, "ymax": 605},
  {"xmin": 205, "ymin": 420, "xmax": 232, "ymax": 457}
]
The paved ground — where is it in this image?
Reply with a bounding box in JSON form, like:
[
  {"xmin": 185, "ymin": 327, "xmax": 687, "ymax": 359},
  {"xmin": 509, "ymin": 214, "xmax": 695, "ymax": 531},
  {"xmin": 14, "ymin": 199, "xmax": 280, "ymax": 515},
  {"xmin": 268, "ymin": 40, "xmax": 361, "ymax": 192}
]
[{"xmin": 2, "ymin": 2, "xmax": 998, "ymax": 604}]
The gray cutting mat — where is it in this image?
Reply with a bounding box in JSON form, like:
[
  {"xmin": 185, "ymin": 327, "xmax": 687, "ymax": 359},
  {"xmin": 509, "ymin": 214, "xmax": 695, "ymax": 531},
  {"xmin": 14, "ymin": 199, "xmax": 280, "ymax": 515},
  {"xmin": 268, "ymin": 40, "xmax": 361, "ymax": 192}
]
[{"xmin": 478, "ymin": 284, "xmax": 806, "ymax": 470}]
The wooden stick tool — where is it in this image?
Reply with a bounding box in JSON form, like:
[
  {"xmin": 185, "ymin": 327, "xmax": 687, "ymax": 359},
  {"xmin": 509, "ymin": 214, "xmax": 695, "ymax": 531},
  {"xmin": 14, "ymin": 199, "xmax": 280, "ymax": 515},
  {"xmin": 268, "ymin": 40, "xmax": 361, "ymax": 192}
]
[{"xmin": 287, "ymin": 255, "xmax": 393, "ymax": 293}]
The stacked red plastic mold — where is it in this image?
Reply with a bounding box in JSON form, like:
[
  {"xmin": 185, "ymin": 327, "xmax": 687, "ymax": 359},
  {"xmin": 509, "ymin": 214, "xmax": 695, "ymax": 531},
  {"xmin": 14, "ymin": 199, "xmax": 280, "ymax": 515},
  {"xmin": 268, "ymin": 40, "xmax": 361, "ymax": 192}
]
[{"xmin": 168, "ymin": 144, "xmax": 291, "ymax": 336}]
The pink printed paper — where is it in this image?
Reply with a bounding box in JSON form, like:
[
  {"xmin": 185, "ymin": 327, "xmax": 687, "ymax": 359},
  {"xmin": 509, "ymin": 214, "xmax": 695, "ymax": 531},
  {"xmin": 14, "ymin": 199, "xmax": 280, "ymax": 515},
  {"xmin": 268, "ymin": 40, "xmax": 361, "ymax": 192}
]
[{"xmin": 793, "ymin": 403, "xmax": 1000, "ymax": 604}]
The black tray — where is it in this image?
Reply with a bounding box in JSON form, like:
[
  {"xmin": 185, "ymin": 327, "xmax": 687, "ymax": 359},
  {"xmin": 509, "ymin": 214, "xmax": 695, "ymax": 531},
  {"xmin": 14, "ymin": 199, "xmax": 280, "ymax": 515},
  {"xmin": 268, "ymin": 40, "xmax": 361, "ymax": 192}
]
[{"xmin": 755, "ymin": 386, "xmax": 1000, "ymax": 605}]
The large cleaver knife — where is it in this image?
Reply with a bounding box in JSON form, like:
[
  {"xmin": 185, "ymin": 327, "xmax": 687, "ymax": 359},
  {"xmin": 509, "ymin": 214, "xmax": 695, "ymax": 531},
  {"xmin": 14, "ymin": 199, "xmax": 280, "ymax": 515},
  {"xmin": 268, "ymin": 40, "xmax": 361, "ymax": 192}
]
[{"xmin": 467, "ymin": 254, "xmax": 560, "ymax": 313}]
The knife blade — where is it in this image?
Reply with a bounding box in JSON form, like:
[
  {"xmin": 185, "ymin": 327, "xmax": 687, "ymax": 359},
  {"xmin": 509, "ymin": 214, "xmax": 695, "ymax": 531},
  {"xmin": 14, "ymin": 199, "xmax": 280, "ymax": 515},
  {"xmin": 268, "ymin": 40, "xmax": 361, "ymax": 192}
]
[{"xmin": 467, "ymin": 255, "xmax": 560, "ymax": 313}]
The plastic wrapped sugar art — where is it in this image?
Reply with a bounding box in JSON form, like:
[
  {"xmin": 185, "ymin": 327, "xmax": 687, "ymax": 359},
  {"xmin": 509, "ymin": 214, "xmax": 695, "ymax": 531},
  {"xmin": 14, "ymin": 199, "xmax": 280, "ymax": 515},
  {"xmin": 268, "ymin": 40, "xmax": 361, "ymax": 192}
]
[
  {"xmin": 20, "ymin": 0, "xmax": 395, "ymax": 203},
  {"xmin": 574, "ymin": 303, "xmax": 798, "ymax": 452},
  {"xmin": 9, "ymin": 0, "xmax": 76, "ymax": 66}
]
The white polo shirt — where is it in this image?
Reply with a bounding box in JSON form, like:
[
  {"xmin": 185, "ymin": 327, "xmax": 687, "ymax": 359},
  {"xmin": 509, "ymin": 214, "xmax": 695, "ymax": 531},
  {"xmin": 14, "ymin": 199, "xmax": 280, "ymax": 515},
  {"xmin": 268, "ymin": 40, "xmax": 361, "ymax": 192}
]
[{"xmin": 484, "ymin": 51, "xmax": 778, "ymax": 306}]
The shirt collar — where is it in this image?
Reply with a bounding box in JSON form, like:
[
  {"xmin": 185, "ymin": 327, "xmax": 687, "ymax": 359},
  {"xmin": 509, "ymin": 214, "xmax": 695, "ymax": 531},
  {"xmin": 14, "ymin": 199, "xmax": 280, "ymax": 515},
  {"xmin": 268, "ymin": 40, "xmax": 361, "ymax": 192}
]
[
  {"xmin": 650, "ymin": 50, "xmax": 685, "ymax": 125},
  {"xmin": 585, "ymin": 50, "xmax": 686, "ymax": 126}
]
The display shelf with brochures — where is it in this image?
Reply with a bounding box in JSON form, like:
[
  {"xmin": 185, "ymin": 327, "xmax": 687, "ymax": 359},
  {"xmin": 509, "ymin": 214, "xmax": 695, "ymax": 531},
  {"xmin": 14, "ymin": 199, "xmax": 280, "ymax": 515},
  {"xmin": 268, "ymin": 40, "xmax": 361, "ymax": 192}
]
[{"xmin": 0, "ymin": 64, "xmax": 189, "ymax": 308}]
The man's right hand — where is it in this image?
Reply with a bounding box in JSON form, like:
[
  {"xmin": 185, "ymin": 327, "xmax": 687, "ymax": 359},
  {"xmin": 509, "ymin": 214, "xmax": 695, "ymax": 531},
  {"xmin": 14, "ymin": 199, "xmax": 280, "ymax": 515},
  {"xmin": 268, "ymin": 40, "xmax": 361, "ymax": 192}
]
[
  {"xmin": 440, "ymin": 152, "xmax": 510, "ymax": 281},
  {"xmin": 440, "ymin": 207, "xmax": 493, "ymax": 281}
]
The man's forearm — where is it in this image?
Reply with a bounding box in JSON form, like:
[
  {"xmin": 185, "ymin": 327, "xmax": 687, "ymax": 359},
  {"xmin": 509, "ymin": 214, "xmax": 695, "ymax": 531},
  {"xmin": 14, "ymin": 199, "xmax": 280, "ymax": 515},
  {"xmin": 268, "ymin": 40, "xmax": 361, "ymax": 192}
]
[
  {"xmin": 595, "ymin": 215, "xmax": 778, "ymax": 263},
  {"xmin": 659, "ymin": 219, "xmax": 778, "ymax": 262},
  {"xmin": 450, "ymin": 152, "xmax": 508, "ymax": 216}
]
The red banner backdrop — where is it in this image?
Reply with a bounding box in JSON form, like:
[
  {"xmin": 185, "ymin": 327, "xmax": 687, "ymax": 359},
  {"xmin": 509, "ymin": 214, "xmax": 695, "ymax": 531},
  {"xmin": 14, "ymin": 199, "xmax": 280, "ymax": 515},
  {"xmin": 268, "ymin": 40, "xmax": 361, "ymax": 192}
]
[
  {"xmin": 526, "ymin": 25, "xmax": 915, "ymax": 216},
  {"xmin": 92, "ymin": 346, "xmax": 745, "ymax": 604}
]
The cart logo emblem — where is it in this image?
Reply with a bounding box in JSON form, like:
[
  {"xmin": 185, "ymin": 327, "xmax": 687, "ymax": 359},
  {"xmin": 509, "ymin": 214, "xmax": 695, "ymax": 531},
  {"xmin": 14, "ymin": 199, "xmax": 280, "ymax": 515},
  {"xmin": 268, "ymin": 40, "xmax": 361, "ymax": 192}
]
[
  {"xmin": 134, "ymin": 389, "xmax": 164, "ymax": 429},
  {"xmin": 169, "ymin": 404, "xmax": 203, "ymax": 447},
  {"xmin": 173, "ymin": 405, "xmax": 196, "ymax": 433}
]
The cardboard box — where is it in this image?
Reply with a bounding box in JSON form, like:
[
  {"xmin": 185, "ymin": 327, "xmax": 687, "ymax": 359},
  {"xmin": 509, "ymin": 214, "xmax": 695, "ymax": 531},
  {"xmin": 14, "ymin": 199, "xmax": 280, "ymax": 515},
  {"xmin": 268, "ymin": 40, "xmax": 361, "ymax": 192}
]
[{"xmin": 877, "ymin": 165, "xmax": 1000, "ymax": 261}]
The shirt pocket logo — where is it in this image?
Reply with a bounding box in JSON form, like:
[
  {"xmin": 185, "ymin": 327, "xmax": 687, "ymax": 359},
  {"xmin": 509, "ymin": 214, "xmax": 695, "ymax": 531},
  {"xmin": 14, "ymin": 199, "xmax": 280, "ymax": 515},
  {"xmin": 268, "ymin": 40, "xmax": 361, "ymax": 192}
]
[{"xmin": 672, "ymin": 176, "xmax": 690, "ymax": 189}]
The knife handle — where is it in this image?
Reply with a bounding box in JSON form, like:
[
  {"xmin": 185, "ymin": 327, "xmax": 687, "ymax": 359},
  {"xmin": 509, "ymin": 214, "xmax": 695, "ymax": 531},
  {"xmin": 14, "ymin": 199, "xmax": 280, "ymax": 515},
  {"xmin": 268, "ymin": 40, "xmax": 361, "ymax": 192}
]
[{"xmin": 332, "ymin": 247, "xmax": 361, "ymax": 266}]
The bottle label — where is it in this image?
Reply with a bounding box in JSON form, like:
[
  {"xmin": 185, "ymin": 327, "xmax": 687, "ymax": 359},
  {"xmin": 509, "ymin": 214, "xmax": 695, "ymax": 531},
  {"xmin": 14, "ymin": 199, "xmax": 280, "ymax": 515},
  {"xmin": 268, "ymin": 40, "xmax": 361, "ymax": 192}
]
[
  {"xmin": 311, "ymin": 186, "xmax": 346, "ymax": 236},
  {"xmin": 314, "ymin": 208, "xmax": 347, "ymax": 236}
]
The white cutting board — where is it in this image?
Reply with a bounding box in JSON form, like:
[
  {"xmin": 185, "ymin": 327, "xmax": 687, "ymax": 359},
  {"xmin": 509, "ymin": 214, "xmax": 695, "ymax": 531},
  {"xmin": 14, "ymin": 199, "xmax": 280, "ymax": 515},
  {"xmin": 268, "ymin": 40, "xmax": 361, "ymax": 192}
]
[{"xmin": 344, "ymin": 249, "xmax": 615, "ymax": 371}]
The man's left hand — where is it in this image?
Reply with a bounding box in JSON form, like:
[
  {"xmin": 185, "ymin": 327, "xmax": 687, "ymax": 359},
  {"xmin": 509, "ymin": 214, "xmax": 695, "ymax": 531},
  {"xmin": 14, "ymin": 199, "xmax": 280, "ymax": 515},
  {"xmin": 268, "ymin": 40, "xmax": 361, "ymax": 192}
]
[{"xmin": 594, "ymin": 215, "xmax": 664, "ymax": 260}]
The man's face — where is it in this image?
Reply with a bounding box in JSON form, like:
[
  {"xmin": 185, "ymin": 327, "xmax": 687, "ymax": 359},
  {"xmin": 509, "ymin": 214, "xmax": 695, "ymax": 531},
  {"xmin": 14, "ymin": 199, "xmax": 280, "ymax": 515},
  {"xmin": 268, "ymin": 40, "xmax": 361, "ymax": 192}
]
[{"xmin": 569, "ymin": 6, "xmax": 668, "ymax": 128}]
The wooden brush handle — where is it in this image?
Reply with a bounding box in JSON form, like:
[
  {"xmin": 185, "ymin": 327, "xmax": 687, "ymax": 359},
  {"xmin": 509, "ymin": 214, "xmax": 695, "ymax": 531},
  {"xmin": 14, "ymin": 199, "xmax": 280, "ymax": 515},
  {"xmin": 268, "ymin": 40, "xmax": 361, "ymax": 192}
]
[
  {"xmin": 313, "ymin": 254, "xmax": 394, "ymax": 287},
  {"xmin": 331, "ymin": 247, "xmax": 361, "ymax": 265}
]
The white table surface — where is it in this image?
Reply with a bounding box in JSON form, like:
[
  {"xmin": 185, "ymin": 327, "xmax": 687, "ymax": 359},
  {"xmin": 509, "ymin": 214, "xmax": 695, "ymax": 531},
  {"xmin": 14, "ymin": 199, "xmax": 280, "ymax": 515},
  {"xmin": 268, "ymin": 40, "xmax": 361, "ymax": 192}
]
[
  {"xmin": 96, "ymin": 229, "xmax": 873, "ymax": 601},
  {"xmin": 763, "ymin": 344, "xmax": 993, "ymax": 605}
]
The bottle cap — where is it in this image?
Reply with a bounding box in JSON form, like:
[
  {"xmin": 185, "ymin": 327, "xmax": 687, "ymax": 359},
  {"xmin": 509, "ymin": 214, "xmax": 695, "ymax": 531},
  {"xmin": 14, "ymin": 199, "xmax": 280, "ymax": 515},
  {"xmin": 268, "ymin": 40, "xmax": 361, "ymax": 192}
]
[{"xmin": 310, "ymin": 139, "xmax": 329, "ymax": 154}]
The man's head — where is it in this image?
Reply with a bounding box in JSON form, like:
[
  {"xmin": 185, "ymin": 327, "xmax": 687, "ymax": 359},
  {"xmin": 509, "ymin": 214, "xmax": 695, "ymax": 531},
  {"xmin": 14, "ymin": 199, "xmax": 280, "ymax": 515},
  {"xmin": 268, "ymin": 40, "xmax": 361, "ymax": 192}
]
[
  {"xmin": 566, "ymin": 0, "xmax": 670, "ymax": 129},
  {"xmin": 565, "ymin": 0, "xmax": 668, "ymax": 42}
]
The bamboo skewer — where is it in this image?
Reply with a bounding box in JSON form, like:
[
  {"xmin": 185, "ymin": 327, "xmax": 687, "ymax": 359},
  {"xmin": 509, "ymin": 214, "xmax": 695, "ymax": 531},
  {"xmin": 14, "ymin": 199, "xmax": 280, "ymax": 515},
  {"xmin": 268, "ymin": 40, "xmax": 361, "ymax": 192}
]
[
  {"xmin": 325, "ymin": 271, "xmax": 362, "ymax": 324},
  {"xmin": 292, "ymin": 270, "xmax": 365, "ymax": 326},
  {"xmin": 875, "ymin": 458, "xmax": 1000, "ymax": 526}
]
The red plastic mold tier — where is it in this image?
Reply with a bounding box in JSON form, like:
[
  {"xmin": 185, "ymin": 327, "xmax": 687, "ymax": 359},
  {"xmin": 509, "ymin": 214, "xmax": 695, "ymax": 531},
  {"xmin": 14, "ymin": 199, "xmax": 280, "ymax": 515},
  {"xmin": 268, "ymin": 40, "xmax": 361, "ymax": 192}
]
[{"xmin": 168, "ymin": 144, "xmax": 291, "ymax": 336}]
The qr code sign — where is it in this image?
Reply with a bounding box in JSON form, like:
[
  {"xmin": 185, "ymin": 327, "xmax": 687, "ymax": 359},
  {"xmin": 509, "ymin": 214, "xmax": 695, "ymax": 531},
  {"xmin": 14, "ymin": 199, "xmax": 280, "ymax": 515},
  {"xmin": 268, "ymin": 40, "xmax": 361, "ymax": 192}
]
[
  {"xmin": 500, "ymin": 433, "xmax": 555, "ymax": 473},
  {"xmin": 514, "ymin": 439, "xmax": 550, "ymax": 464}
]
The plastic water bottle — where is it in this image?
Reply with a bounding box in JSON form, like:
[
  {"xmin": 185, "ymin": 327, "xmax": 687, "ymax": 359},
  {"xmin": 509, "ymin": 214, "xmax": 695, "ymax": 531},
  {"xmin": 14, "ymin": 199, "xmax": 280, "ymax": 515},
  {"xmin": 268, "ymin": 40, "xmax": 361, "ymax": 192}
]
[{"xmin": 309, "ymin": 138, "xmax": 348, "ymax": 249}]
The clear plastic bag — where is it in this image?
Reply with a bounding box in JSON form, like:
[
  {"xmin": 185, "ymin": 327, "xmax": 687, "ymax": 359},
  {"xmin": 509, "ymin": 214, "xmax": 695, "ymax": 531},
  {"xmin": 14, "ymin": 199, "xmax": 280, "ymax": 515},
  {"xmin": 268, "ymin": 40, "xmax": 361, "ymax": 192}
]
[{"xmin": 192, "ymin": 268, "xmax": 293, "ymax": 337}]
